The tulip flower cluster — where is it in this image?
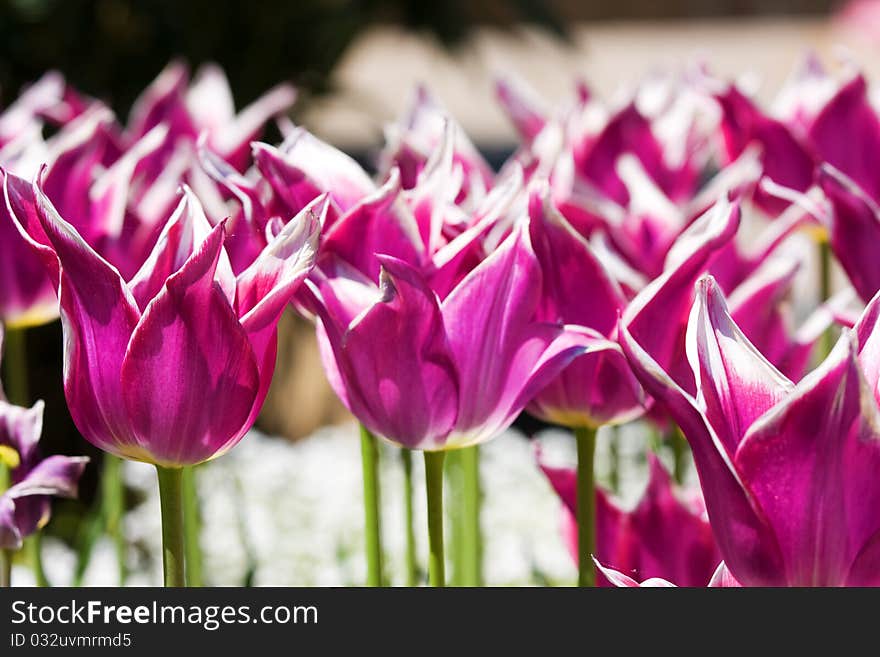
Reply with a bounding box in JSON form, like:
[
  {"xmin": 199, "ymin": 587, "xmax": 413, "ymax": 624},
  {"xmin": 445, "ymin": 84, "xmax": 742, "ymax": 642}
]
[{"xmin": 1, "ymin": 55, "xmax": 879, "ymax": 588}]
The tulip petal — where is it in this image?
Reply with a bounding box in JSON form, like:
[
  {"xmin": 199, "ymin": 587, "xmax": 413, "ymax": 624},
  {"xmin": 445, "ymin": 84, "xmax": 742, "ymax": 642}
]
[
  {"xmin": 528, "ymin": 184, "xmax": 626, "ymax": 331},
  {"xmin": 618, "ymin": 320, "xmax": 786, "ymax": 586},
  {"xmin": 322, "ymin": 169, "xmax": 425, "ymax": 281},
  {"xmin": 35, "ymin": 181, "xmax": 141, "ymax": 455},
  {"xmin": 339, "ymin": 256, "xmax": 459, "ymax": 449},
  {"xmin": 254, "ymin": 129, "xmax": 374, "ymax": 217},
  {"xmin": 0, "ymin": 171, "xmax": 58, "ymax": 326},
  {"xmin": 819, "ymin": 164, "xmax": 880, "ymax": 303},
  {"xmin": 809, "ymin": 75, "xmax": 880, "ymax": 203},
  {"xmin": 687, "ymin": 276, "xmax": 794, "ymax": 455},
  {"xmin": 736, "ymin": 333, "xmax": 880, "ymax": 586},
  {"xmin": 625, "ymin": 197, "xmax": 740, "ymax": 391},
  {"xmin": 708, "ymin": 562, "xmax": 742, "ymax": 587},
  {"xmin": 121, "ymin": 222, "xmax": 259, "ymax": 466}
]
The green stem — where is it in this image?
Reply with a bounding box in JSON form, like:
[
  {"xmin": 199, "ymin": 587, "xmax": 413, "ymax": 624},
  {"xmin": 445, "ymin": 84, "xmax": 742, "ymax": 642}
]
[
  {"xmin": 182, "ymin": 466, "xmax": 203, "ymax": 587},
  {"xmin": 424, "ymin": 450, "xmax": 446, "ymax": 587},
  {"xmin": 401, "ymin": 449, "xmax": 417, "ymax": 586},
  {"xmin": 575, "ymin": 426, "xmax": 597, "ymax": 587},
  {"xmin": 446, "ymin": 450, "xmax": 463, "ymax": 585},
  {"xmin": 25, "ymin": 534, "xmax": 48, "ymax": 587},
  {"xmin": 155, "ymin": 466, "xmax": 186, "ymax": 587},
  {"xmin": 608, "ymin": 426, "xmax": 620, "ymax": 494},
  {"xmin": 359, "ymin": 425, "xmax": 383, "ymax": 586},
  {"xmin": 2, "ymin": 324, "xmax": 29, "ymax": 406},
  {"xmin": 459, "ymin": 445, "xmax": 482, "ymax": 586},
  {"xmin": 101, "ymin": 454, "xmax": 127, "ymax": 585},
  {"xmin": 818, "ymin": 238, "xmax": 834, "ymax": 359},
  {"xmin": 671, "ymin": 426, "xmax": 689, "ymax": 485}
]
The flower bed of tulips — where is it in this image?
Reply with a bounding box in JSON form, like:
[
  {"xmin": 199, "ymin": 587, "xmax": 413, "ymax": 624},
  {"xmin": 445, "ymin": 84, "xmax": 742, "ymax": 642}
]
[{"xmin": 1, "ymin": 56, "xmax": 879, "ymax": 587}]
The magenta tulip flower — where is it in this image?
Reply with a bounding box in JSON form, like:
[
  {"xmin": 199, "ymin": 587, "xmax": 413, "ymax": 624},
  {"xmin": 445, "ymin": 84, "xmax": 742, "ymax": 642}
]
[
  {"xmin": 309, "ymin": 224, "xmax": 592, "ymax": 451},
  {"xmin": 540, "ymin": 453, "xmax": 720, "ymax": 587},
  {"xmin": 620, "ymin": 275, "xmax": 880, "ymax": 586},
  {"xmin": 128, "ymin": 61, "xmax": 296, "ymax": 173},
  {"xmin": 0, "ymin": 328, "xmax": 88, "ymax": 558},
  {"xmin": 12, "ymin": 179, "xmax": 321, "ymax": 467},
  {"xmin": 379, "ymin": 86, "xmax": 493, "ymax": 206},
  {"xmin": 526, "ymin": 185, "xmax": 644, "ymax": 429}
]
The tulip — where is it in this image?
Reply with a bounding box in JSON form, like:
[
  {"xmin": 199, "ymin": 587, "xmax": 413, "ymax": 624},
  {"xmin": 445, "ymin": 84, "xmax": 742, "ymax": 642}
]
[
  {"xmin": 7, "ymin": 173, "xmax": 321, "ymax": 585},
  {"xmin": 540, "ymin": 453, "xmax": 720, "ymax": 587},
  {"xmin": 620, "ymin": 275, "xmax": 880, "ymax": 586},
  {"xmin": 525, "ymin": 184, "xmax": 645, "ymax": 586},
  {"xmin": 379, "ymin": 85, "xmax": 493, "ymax": 207},
  {"xmin": 0, "ymin": 326, "xmax": 88, "ymax": 586},
  {"xmin": 308, "ymin": 224, "xmax": 593, "ymax": 585},
  {"xmin": 595, "ymin": 560, "xmax": 740, "ymax": 587}
]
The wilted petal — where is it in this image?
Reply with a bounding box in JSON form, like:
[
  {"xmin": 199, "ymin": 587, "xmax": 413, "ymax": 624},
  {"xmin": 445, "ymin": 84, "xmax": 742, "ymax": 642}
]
[{"xmin": 120, "ymin": 222, "xmax": 260, "ymax": 466}]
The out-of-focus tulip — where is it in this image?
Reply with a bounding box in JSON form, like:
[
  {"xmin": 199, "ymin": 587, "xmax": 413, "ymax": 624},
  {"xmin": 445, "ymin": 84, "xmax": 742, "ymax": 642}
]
[
  {"xmin": 525, "ymin": 185, "xmax": 644, "ymax": 428},
  {"xmin": 307, "ymin": 224, "xmax": 594, "ymax": 451},
  {"xmin": 817, "ymin": 160, "xmax": 880, "ymax": 304},
  {"xmin": 7, "ymin": 177, "xmax": 321, "ymax": 467},
  {"xmin": 379, "ymin": 86, "xmax": 493, "ymax": 207},
  {"xmin": 540, "ymin": 453, "xmax": 720, "ymax": 587},
  {"xmin": 620, "ymin": 275, "xmax": 880, "ymax": 586},
  {"xmin": 0, "ymin": 328, "xmax": 88, "ymax": 550}
]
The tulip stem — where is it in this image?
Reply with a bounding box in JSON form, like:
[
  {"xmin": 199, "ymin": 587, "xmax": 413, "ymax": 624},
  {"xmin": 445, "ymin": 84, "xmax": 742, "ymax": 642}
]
[
  {"xmin": 155, "ymin": 465, "xmax": 186, "ymax": 587},
  {"xmin": 424, "ymin": 450, "xmax": 446, "ymax": 587},
  {"xmin": 671, "ymin": 426, "xmax": 689, "ymax": 484},
  {"xmin": 609, "ymin": 426, "xmax": 620, "ymax": 493},
  {"xmin": 2, "ymin": 324, "xmax": 29, "ymax": 407},
  {"xmin": 101, "ymin": 455, "xmax": 127, "ymax": 585},
  {"xmin": 182, "ymin": 466, "xmax": 203, "ymax": 587},
  {"xmin": 25, "ymin": 535, "xmax": 49, "ymax": 587},
  {"xmin": 359, "ymin": 425, "xmax": 384, "ymax": 586},
  {"xmin": 0, "ymin": 550, "xmax": 9, "ymax": 587},
  {"xmin": 401, "ymin": 449, "xmax": 418, "ymax": 586},
  {"xmin": 818, "ymin": 239, "xmax": 834, "ymax": 358},
  {"xmin": 575, "ymin": 426, "xmax": 597, "ymax": 587},
  {"xmin": 459, "ymin": 445, "xmax": 482, "ymax": 586}
]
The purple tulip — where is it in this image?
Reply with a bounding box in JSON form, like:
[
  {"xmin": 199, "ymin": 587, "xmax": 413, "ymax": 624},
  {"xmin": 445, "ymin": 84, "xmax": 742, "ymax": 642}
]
[
  {"xmin": 525, "ymin": 185, "xmax": 644, "ymax": 428},
  {"xmin": 620, "ymin": 275, "xmax": 880, "ymax": 586},
  {"xmin": 307, "ymin": 224, "xmax": 594, "ymax": 450},
  {"xmin": 0, "ymin": 328, "xmax": 88, "ymax": 550},
  {"xmin": 540, "ymin": 453, "xmax": 720, "ymax": 587},
  {"xmin": 7, "ymin": 176, "xmax": 321, "ymax": 467}
]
